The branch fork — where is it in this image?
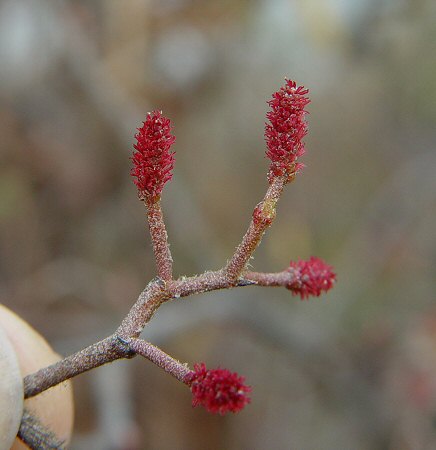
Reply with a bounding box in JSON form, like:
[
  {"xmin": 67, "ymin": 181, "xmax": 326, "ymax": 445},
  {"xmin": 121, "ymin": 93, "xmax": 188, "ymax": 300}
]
[{"xmin": 18, "ymin": 81, "xmax": 336, "ymax": 448}]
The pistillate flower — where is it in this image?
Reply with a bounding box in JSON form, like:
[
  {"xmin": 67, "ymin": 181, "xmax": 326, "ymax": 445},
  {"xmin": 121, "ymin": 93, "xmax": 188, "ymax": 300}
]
[
  {"xmin": 186, "ymin": 363, "xmax": 251, "ymax": 415},
  {"xmin": 286, "ymin": 256, "xmax": 336, "ymax": 300},
  {"xmin": 131, "ymin": 110, "xmax": 176, "ymax": 202},
  {"xmin": 265, "ymin": 79, "xmax": 310, "ymax": 180}
]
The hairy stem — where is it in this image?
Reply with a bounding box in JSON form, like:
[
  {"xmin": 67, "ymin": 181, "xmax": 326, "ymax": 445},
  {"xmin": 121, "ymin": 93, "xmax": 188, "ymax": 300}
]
[
  {"xmin": 116, "ymin": 278, "xmax": 169, "ymax": 339},
  {"xmin": 128, "ymin": 338, "xmax": 192, "ymax": 382},
  {"xmin": 145, "ymin": 199, "xmax": 173, "ymax": 282},
  {"xmin": 23, "ymin": 336, "xmax": 132, "ymax": 399},
  {"xmin": 225, "ymin": 176, "xmax": 286, "ymax": 281},
  {"xmin": 22, "ymin": 178, "xmax": 298, "ymax": 401},
  {"xmin": 22, "ymin": 267, "xmax": 297, "ymax": 399},
  {"xmin": 243, "ymin": 270, "xmax": 296, "ymax": 287}
]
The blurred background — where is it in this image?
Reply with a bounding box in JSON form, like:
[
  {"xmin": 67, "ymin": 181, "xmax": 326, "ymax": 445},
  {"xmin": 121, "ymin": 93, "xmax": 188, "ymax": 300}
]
[{"xmin": 1, "ymin": 0, "xmax": 435, "ymax": 448}]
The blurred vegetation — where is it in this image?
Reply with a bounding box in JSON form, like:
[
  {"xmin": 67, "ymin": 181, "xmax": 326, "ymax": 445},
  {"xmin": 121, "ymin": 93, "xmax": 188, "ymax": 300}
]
[{"xmin": 0, "ymin": 0, "xmax": 435, "ymax": 449}]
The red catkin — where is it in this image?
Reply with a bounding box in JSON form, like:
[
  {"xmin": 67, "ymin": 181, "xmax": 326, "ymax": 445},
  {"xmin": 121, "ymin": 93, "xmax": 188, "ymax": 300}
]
[
  {"xmin": 265, "ymin": 79, "xmax": 310, "ymax": 180},
  {"xmin": 131, "ymin": 110, "xmax": 176, "ymax": 202},
  {"xmin": 286, "ymin": 256, "xmax": 336, "ymax": 300},
  {"xmin": 186, "ymin": 363, "xmax": 251, "ymax": 415}
]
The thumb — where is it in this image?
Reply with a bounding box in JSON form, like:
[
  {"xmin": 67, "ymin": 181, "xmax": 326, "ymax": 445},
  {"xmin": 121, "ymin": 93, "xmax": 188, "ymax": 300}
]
[
  {"xmin": 0, "ymin": 305, "xmax": 74, "ymax": 449},
  {"xmin": 0, "ymin": 320, "xmax": 23, "ymax": 450}
]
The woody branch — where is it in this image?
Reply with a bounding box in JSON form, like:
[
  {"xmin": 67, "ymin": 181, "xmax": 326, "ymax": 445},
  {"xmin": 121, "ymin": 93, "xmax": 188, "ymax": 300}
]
[{"xmin": 19, "ymin": 80, "xmax": 336, "ymax": 448}]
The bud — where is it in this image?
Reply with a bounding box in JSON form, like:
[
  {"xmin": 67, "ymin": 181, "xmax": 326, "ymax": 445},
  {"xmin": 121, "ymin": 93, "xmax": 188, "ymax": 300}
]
[
  {"xmin": 185, "ymin": 363, "xmax": 251, "ymax": 415},
  {"xmin": 131, "ymin": 111, "xmax": 176, "ymax": 202},
  {"xmin": 265, "ymin": 79, "xmax": 310, "ymax": 180}
]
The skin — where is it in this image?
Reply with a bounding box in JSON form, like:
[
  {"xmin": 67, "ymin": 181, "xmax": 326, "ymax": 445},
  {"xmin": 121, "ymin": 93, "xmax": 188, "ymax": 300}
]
[{"xmin": 0, "ymin": 304, "xmax": 74, "ymax": 449}]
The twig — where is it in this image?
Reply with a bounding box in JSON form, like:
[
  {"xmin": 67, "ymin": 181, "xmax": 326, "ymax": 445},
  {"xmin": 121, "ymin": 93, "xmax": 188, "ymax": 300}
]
[
  {"xmin": 23, "ymin": 267, "xmax": 302, "ymax": 398},
  {"xmin": 24, "ymin": 336, "xmax": 133, "ymax": 399},
  {"xmin": 18, "ymin": 79, "xmax": 336, "ymax": 442},
  {"xmin": 18, "ymin": 408, "xmax": 65, "ymax": 450},
  {"xmin": 127, "ymin": 338, "xmax": 191, "ymax": 382},
  {"xmin": 145, "ymin": 200, "xmax": 173, "ymax": 282},
  {"xmin": 225, "ymin": 176, "xmax": 286, "ymax": 281},
  {"xmin": 243, "ymin": 270, "xmax": 295, "ymax": 287},
  {"xmin": 116, "ymin": 279, "xmax": 169, "ymax": 339}
]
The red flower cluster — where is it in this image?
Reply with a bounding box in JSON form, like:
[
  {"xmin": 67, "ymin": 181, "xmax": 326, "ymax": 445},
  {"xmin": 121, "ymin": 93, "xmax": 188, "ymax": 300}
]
[
  {"xmin": 131, "ymin": 111, "xmax": 176, "ymax": 201},
  {"xmin": 265, "ymin": 79, "xmax": 310, "ymax": 179},
  {"xmin": 286, "ymin": 256, "xmax": 336, "ymax": 300},
  {"xmin": 186, "ymin": 363, "xmax": 251, "ymax": 415}
]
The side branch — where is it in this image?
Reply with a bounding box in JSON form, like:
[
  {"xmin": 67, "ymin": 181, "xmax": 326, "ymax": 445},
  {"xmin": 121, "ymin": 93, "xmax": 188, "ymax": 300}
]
[
  {"xmin": 21, "ymin": 265, "xmax": 315, "ymax": 400},
  {"xmin": 224, "ymin": 176, "xmax": 286, "ymax": 281},
  {"xmin": 145, "ymin": 200, "xmax": 173, "ymax": 282},
  {"xmin": 23, "ymin": 336, "xmax": 131, "ymax": 399},
  {"xmin": 243, "ymin": 270, "xmax": 295, "ymax": 288},
  {"xmin": 245, "ymin": 256, "xmax": 337, "ymax": 299},
  {"xmin": 128, "ymin": 338, "xmax": 191, "ymax": 382}
]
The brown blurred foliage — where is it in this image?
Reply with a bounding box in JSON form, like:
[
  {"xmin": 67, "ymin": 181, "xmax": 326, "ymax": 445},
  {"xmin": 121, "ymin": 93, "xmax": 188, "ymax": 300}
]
[{"xmin": 0, "ymin": 0, "xmax": 435, "ymax": 449}]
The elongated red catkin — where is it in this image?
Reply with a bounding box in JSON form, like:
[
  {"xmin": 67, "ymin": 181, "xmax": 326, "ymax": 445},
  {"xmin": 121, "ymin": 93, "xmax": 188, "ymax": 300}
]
[
  {"xmin": 131, "ymin": 110, "xmax": 176, "ymax": 201},
  {"xmin": 265, "ymin": 79, "xmax": 310, "ymax": 179}
]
